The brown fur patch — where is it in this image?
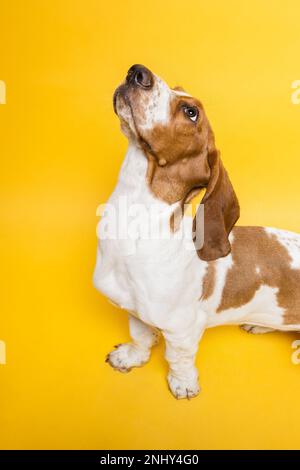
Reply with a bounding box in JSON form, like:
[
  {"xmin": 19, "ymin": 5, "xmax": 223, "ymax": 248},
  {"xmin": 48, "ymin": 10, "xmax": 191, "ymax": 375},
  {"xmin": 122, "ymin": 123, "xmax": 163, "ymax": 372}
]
[
  {"xmin": 194, "ymin": 150, "xmax": 239, "ymax": 261},
  {"xmin": 143, "ymin": 95, "xmax": 213, "ymax": 204},
  {"xmin": 201, "ymin": 263, "xmax": 216, "ymax": 300},
  {"xmin": 169, "ymin": 203, "xmax": 184, "ymax": 233},
  {"xmin": 142, "ymin": 95, "xmax": 239, "ymax": 259},
  {"xmin": 215, "ymin": 226, "xmax": 300, "ymax": 324},
  {"xmin": 169, "ymin": 187, "xmax": 205, "ymax": 233}
]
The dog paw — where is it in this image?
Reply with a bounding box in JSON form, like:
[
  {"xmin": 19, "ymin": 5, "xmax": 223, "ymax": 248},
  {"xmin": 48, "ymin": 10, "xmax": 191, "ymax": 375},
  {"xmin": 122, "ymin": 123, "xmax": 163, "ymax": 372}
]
[
  {"xmin": 167, "ymin": 373, "xmax": 200, "ymax": 400},
  {"xmin": 105, "ymin": 343, "xmax": 150, "ymax": 372},
  {"xmin": 240, "ymin": 324, "xmax": 274, "ymax": 334}
]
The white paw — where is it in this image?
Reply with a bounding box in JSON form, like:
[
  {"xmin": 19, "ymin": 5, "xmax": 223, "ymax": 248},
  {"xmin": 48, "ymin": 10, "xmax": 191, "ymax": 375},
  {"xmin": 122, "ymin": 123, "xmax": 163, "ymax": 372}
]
[
  {"xmin": 240, "ymin": 325, "xmax": 274, "ymax": 334},
  {"xmin": 167, "ymin": 373, "xmax": 200, "ymax": 400},
  {"xmin": 106, "ymin": 343, "xmax": 150, "ymax": 373}
]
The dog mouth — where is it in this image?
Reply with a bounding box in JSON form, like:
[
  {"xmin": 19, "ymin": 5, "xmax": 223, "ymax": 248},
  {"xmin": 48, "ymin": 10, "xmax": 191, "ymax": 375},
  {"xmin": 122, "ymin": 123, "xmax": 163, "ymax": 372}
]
[
  {"xmin": 113, "ymin": 84, "xmax": 129, "ymax": 115},
  {"xmin": 113, "ymin": 87, "xmax": 120, "ymax": 115},
  {"xmin": 113, "ymin": 85, "xmax": 155, "ymax": 155},
  {"xmin": 113, "ymin": 64, "xmax": 154, "ymax": 116},
  {"xmin": 113, "ymin": 84, "xmax": 141, "ymax": 143}
]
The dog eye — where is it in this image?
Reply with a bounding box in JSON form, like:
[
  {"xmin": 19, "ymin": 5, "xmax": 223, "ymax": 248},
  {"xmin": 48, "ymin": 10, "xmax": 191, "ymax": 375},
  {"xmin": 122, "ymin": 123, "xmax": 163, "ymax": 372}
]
[{"xmin": 183, "ymin": 106, "xmax": 199, "ymax": 122}]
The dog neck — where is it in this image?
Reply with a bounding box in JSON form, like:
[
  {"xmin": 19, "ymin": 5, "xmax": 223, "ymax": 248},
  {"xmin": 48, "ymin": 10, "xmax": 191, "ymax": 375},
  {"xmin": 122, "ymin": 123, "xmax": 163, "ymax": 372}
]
[
  {"xmin": 98, "ymin": 142, "xmax": 198, "ymax": 257},
  {"xmin": 116, "ymin": 143, "xmax": 173, "ymax": 211}
]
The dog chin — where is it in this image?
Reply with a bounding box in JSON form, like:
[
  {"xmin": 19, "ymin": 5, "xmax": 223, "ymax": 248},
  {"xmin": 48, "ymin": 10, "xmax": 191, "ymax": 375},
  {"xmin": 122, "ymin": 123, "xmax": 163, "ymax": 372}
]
[
  {"xmin": 115, "ymin": 101, "xmax": 138, "ymax": 141},
  {"xmin": 113, "ymin": 85, "xmax": 123, "ymax": 114},
  {"xmin": 119, "ymin": 118, "xmax": 135, "ymax": 140}
]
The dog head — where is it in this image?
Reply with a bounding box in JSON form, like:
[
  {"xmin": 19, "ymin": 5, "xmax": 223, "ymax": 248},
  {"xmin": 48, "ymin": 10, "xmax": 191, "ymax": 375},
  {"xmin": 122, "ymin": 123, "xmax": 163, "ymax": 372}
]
[{"xmin": 113, "ymin": 65, "xmax": 240, "ymax": 261}]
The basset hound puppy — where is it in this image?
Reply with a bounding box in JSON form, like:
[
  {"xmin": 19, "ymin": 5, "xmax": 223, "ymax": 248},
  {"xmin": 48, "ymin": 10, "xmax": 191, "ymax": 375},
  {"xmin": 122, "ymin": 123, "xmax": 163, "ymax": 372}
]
[{"xmin": 94, "ymin": 65, "xmax": 300, "ymax": 399}]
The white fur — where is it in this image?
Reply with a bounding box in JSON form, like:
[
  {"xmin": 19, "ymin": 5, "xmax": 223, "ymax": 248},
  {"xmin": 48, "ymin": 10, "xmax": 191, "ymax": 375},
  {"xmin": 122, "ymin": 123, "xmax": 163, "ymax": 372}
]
[
  {"xmin": 94, "ymin": 71, "xmax": 300, "ymax": 399},
  {"xmin": 136, "ymin": 77, "xmax": 191, "ymax": 132},
  {"xmin": 139, "ymin": 76, "xmax": 172, "ymax": 131},
  {"xmin": 94, "ymin": 143, "xmax": 300, "ymax": 399},
  {"xmin": 240, "ymin": 325, "xmax": 274, "ymax": 334},
  {"xmin": 265, "ymin": 227, "xmax": 300, "ymax": 269},
  {"xmin": 205, "ymin": 285, "xmax": 284, "ymax": 327}
]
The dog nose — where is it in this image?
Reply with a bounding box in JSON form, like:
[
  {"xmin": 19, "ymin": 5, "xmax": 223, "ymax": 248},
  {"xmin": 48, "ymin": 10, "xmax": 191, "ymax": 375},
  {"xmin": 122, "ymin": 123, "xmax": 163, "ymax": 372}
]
[{"xmin": 126, "ymin": 64, "xmax": 153, "ymax": 89}]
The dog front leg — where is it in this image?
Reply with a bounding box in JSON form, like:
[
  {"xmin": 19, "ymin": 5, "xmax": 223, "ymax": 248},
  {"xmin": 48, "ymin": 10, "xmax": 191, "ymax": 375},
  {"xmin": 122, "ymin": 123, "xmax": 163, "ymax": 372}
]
[
  {"xmin": 162, "ymin": 317, "xmax": 206, "ymax": 400},
  {"xmin": 106, "ymin": 315, "xmax": 160, "ymax": 372}
]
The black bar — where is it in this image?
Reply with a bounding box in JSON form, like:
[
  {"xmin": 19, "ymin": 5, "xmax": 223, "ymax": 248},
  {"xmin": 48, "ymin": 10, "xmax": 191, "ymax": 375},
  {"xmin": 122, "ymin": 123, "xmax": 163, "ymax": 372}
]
[{"xmin": 0, "ymin": 450, "xmax": 299, "ymax": 466}]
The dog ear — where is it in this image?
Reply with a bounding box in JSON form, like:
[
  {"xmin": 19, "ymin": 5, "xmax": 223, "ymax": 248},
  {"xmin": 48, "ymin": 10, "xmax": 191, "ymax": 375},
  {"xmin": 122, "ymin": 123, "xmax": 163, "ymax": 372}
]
[{"xmin": 193, "ymin": 149, "xmax": 240, "ymax": 261}]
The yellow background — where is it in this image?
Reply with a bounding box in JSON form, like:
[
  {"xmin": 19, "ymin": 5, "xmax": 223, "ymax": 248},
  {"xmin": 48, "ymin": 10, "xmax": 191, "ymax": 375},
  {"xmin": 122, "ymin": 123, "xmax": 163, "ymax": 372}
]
[{"xmin": 1, "ymin": 0, "xmax": 300, "ymax": 450}]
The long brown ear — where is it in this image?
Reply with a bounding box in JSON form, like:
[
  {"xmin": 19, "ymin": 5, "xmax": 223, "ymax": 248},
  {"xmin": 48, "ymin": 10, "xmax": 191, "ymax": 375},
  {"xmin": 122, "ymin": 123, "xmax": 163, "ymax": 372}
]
[{"xmin": 193, "ymin": 150, "xmax": 240, "ymax": 261}]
